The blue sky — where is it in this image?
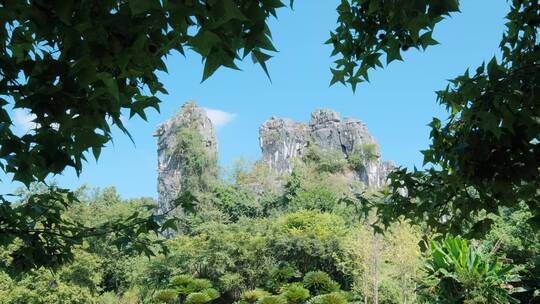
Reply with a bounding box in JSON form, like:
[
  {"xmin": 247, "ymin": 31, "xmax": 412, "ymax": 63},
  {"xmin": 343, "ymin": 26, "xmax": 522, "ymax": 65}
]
[{"xmin": 1, "ymin": 1, "xmax": 509, "ymax": 199}]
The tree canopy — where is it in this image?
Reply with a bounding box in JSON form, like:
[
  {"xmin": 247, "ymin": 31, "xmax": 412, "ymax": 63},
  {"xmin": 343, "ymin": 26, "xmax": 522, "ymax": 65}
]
[
  {"xmin": 0, "ymin": 0, "xmax": 287, "ymax": 271},
  {"xmin": 0, "ymin": 0, "xmax": 283, "ymax": 186},
  {"xmin": 372, "ymin": 0, "xmax": 539, "ymax": 237}
]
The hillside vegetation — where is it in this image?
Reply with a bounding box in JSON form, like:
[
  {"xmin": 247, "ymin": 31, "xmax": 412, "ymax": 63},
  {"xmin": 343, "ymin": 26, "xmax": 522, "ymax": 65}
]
[{"xmin": 1, "ymin": 148, "xmax": 536, "ymax": 303}]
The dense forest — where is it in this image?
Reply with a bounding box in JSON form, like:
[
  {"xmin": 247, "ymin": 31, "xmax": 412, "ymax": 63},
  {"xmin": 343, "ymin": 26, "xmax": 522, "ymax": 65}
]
[{"xmin": 1, "ymin": 139, "xmax": 538, "ymax": 303}]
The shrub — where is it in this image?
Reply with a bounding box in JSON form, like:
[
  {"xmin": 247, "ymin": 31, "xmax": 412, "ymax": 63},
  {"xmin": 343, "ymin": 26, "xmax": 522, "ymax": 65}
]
[
  {"xmin": 203, "ymin": 288, "xmax": 220, "ymax": 301},
  {"xmin": 347, "ymin": 144, "xmax": 379, "ymax": 171},
  {"xmin": 174, "ymin": 127, "xmax": 218, "ymax": 193},
  {"xmin": 170, "ymin": 274, "xmax": 193, "ymax": 287},
  {"xmin": 307, "ymin": 292, "xmax": 348, "ymax": 304},
  {"xmin": 303, "ymin": 146, "xmax": 347, "ymax": 174},
  {"xmin": 421, "ymin": 235, "xmax": 521, "ymax": 303},
  {"xmin": 241, "ymin": 289, "xmax": 272, "ymax": 303},
  {"xmin": 256, "ymin": 295, "xmax": 287, "ymax": 304},
  {"xmin": 213, "ymin": 185, "xmax": 262, "ymax": 221},
  {"xmin": 288, "ymin": 188, "xmax": 339, "ymax": 213},
  {"xmin": 96, "ymin": 292, "xmax": 117, "ymax": 304},
  {"xmin": 346, "ymin": 152, "xmax": 364, "ymax": 171},
  {"xmin": 271, "ymin": 211, "xmax": 348, "ymax": 275},
  {"xmin": 303, "ymin": 271, "xmax": 340, "ymax": 295},
  {"xmin": 189, "ymin": 279, "xmax": 213, "ymax": 292},
  {"xmin": 171, "ymin": 276, "xmax": 213, "ymax": 296},
  {"xmin": 219, "ymin": 273, "xmax": 243, "ymax": 293},
  {"xmin": 280, "ymin": 284, "xmax": 310, "ymax": 303},
  {"xmin": 267, "ymin": 266, "xmax": 301, "ymax": 292},
  {"xmin": 185, "ymin": 292, "xmax": 212, "ymax": 304},
  {"xmin": 154, "ymin": 289, "xmax": 178, "ymax": 304}
]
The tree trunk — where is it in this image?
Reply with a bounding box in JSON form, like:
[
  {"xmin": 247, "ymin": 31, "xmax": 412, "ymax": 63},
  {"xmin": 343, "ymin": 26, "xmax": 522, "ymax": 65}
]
[{"xmin": 373, "ymin": 234, "xmax": 380, "ymax": 304}]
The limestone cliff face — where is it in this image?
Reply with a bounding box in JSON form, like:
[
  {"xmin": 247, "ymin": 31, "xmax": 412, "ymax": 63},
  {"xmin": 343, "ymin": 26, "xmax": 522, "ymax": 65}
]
[
  {"xmin": 155, "ymin": 102, "xmax": 217, "ymax": 214},
  {"xmin": 259, "ymin": 109, "xmax": 394, "ymax": 189},
  {"xmin": 259, "ymin": 117, "xmax": 309, "ymax": 173},
  {"xmin": 156, "ymin": 105, "xmax": 394, "ymax": 215}
]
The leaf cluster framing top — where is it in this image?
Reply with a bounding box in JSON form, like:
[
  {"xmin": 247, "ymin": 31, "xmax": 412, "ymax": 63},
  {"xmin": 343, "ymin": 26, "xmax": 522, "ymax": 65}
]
[{"xmin": 0, "ymin": 0, "xmax": 284, "ymax": 186}]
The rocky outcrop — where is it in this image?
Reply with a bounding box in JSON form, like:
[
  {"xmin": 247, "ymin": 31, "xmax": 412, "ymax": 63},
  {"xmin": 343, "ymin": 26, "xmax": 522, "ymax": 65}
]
[
  {"xmin": 154, "ymin": 101, "xmax": 217, "ymax": 215},
  {"xmin": 259, "ymin": 109, "xmax": 394, "ymax": 189},
  {"xmin": 155, "ymin": 104, "xmax": 394, "ymax": 215},
  {"xmin": 259, "ymin": 117, "xmax": 309, "ymax": 173}
]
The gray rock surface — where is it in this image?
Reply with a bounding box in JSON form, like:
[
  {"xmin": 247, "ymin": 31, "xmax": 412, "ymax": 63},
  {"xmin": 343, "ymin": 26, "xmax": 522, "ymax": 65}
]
[
  {"xmin": 259, "ymin": 109, "xmax": 394, "ymax": 189},
  {"xmin": 155, "ymin": 101, "xmax": 217, "ymax": 215},
  {"xmin": 259, "ymin": 117, "xmax": 309, "ymax": 173},
  {"xmin": 155, "ymin": 104, "xmax": 394, "ymax": 216}
]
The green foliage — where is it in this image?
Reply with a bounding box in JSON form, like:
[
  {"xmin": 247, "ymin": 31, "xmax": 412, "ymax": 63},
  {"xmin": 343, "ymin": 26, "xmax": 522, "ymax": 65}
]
[
  {"xmin": 347, "ymin": 144, "xmax": 379, "ymax": 171},
  {"xmin": 481, "ymin": 204, "xmax": 540, "ymax": 303},
  {"xmin": 135, "ymin": 219, "xmax": 274, "ymax": 295},
  {"xmin": 188, "ymin": 279, "xmax": 214, "ymax": 294},
  {"xmin": 171, "ymin": 274, "xmax": 195, "ymax": 288},
  {"xmin": 280, "ymin": 284, "xmax": 310, "ymax": 303},
  {"xmin": 0, "ymin": 186, "xmax": 177, "ymax": 303},
  {"xmin": 241, "ymin": 289, "xmax": 272, "ymax": 303},
  {"xmin": 172, "ymin": 275, "xmax": 213, "ymax": 296},
  {"xmin": 126, "ymin": 204, "xmax": 425, "ymax": 303},
  {"xmin": 256, "ymin": 295, "xmax": 287, "ymax": 304},
  {"xmin": 346, "ymin": 153, "xmax": 364, "ymax": 172},
  {"xmin": 374, "ymin": 0, "xmax": 540, "ymax": 240},
  {"xmin": 0, "ymin": 187, "xmax": 84, "ymax": 272},
  {"xmin": 0, "ymin": 185, "xmax": 165, "ymax": 274},
  {"xmin": 213, "ymin": 185, "xmax": 262, "ymax": 221},
  {"xmin": 302, "ymin": 146, "xmax": 347, "ymax": 174},
  {"xmin": 152, "ymin": 272, "xmax": 351, "ymax": 304},
  {"xmin": 232, "ymin": 159, "xmax": 283, "ymax": 194},
  {"xmin": 303, "ymin": 271, "xmax": 340, "ymax": 295},
  {"xmin": 0, "ymin": 0, "xmax": 288, "ymax": 272},
  {"xmin": 0, "ymin": 261, "xmax": 98, "ymax": 304},
  {"xmin": 421, "ymin": 235, "xmax": 521, "ymax": 303},
  {"xmin": 155, "ymin": 289, "xmax": 178, "ymax": 304},
  {"xmin": 267, "ymin": 266, "xmax": 301, "ymax": 292},
  {"xmin": 3, "ymin": 2, "xmax": 537, "ymax": 295},
  {"xmin": 270, "ymin": 211, "xmax": 348, "ymax": 275},
  {"xmin": 218, "ymin": 273, "xmax": 244, "ymax": 294},
  {"xmin": 335, "ymin": 221, "xmax": 421, "ymax": 303},
  {"xmin": 205, "ymin": 288, "xmax": 221, "ymax": 301},
  {"xmin": 155, "ymin": 275, "xmax": 220, "ymax": 304},
  {"xmin": 95, "ymin": 291, "xmax": 118, "ymax": 304},
  {"xmin": 306, "ymin": 292, "xmax": 348, "ymax": 304},
  {"xmin": 288, "ymin": 187, "xmax": 340, "ymax": 213},
  {"xmin": 328, "ymin": 0, "xmax": 458, "ymax": 91},
  {"xmin": 0, "ymin": 0, "xmax": 285, "ymax": 188},
  {"xmin": 283, "ymin": 160, "xmax": 362, "ymax": 221},
  {"xmin": 0, "ymin": 184, "xmax": 430, "ymax": 304},
  {"xmin": 174, "ymin": 127, "xmax": 218, "ymax": 193},
  {"xmin": 57, "ymin": 250, "xmax": 102, "ymax": 293},
  {"xmin": 185, "ymin": 292, "xmax": 212, "ymax": 304}
]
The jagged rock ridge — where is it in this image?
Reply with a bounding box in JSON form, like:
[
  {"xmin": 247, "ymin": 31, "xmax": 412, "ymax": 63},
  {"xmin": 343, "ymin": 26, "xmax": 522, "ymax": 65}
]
[
  {"xmin": 155, "ymin": 104, "xmax": 395, "ymax": 216},
  {"xmin": 259, "ymin": 109, "xmax": 395, "ymax": 189},
  {"xmin": 154, "ymin": 101, "xmax": 217, "ymax": 215}
]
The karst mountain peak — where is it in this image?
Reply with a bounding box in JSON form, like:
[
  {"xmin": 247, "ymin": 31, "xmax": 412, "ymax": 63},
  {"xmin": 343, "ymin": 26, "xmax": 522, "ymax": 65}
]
[{"xmin": 155, "ymin": 102, "xmax": 395, "ymax": 213}]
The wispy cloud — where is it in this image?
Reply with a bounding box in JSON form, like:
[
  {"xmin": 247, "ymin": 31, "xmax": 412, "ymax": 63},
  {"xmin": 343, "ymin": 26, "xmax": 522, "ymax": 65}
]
[
  {"xmin": 13, "ymin": 109, "xmax": 37, "ymax": 132},
  {"xmin": 13, "ymin": 110, "xmax": 128, "ymax": 134},
  {"xmin": 203, "ymin": 107, "xmax": 237, "ymax": 129}
]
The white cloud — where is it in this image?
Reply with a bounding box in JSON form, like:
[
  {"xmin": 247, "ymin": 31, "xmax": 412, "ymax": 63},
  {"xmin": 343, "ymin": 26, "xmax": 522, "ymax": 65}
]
[
  {"xmin": 12, "ymin": 110, "xmax": 128, "ymax": 134},
  {"xmin": 13, "ymin": 109, "xmax": 37, "ymax": 132},
  {"xmin": 203, "ymin": 107, "xmax": 236, "ymax": 129}
]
